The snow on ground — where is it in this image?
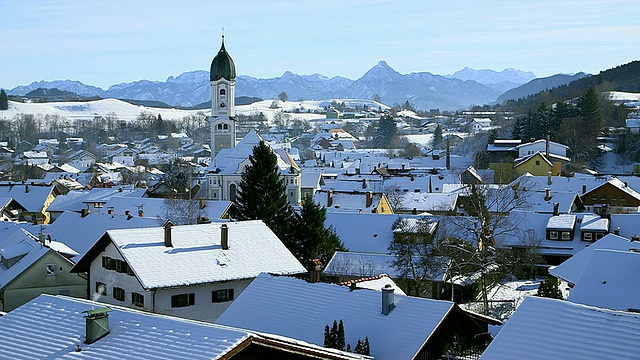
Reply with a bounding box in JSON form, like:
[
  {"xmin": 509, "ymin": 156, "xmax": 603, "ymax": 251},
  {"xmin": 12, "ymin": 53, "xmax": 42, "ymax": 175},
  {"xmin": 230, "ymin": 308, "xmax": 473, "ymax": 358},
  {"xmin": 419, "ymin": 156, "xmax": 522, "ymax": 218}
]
[
  {"xmin": 0, "ymin": 98, "xmax": 388, "ymax": 124},
  {"xmin": 608, "ymin": 91, "xmax": 640, "ymax": 102}
]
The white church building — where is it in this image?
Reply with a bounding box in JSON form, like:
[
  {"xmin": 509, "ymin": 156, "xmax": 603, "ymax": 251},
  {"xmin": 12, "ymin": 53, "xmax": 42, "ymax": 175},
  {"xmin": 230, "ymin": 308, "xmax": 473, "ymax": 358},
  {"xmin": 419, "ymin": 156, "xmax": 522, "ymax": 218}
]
[{"xmin": 205, "ymin": 37, "xmax": 302, "ymax": 206}]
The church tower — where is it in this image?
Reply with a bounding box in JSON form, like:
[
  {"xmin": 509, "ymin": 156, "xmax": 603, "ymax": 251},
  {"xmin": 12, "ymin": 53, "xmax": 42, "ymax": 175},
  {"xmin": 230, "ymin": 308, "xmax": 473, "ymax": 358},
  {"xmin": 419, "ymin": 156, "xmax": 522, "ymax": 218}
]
[{"xmin": 209, "ymin": 35, "xmax": 236, "ymax": 164}]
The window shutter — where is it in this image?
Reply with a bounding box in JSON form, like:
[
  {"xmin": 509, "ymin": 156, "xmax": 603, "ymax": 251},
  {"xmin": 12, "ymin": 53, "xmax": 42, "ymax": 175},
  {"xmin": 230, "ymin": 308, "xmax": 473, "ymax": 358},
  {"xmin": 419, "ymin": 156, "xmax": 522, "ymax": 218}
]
[
  {"xmin": 228, "ymin": 289, "xmax": 234, "ymax": 300},
  {"xmin": 189, "ymin": 293, "xmax": 195, "ymax": 306}
]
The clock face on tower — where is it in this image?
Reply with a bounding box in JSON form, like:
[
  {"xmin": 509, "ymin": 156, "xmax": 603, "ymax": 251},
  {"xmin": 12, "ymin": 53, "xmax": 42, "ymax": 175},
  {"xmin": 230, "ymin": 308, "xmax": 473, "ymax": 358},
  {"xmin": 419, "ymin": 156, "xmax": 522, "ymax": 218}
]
[{"xmin": 218, "ymin": 101, "xmax": 226, "ymax": 109}]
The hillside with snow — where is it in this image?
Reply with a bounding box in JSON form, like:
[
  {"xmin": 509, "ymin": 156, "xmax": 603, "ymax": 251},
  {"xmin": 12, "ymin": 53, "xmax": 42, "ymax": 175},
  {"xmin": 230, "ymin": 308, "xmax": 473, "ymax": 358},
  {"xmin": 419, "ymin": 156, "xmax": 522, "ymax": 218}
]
[{"xmin": 0, "ymin": 98, "xmax": 388, "ymax": 123}]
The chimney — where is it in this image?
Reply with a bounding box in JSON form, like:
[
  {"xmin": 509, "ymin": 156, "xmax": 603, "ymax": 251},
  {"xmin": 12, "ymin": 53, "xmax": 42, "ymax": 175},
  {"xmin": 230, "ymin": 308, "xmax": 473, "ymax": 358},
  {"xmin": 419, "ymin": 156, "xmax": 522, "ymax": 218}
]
[
  {"xmin": 327, "ymin": 190, "xmax": 334, "ymax": 207},
  {"xmin": 381, "ymin": 284, "xmax": 395, "ymax": 315},
  {"xmin": 25, "ymin": 183, "xmax": 29, "ymax": 193},
  {"xmin": 402, "ymin": 163, "xmax": 406, "ymax": 170},
  {"xmin": 446, "ymin": 140, "xmax": 451, "ymax": 170},
  {"xmin": 84, "ymin": 307, "xmax": 111, "ymax": 344},
  {"xmin": 362, "ymin": 179, "xmax": 368, "ymax": 189},
  {"xmin": 614, "ymin": 226, "xmax": 620, "ymax": 235},
  {"xmin": 107, "ymin": 207, "xmax": 114, "ymax": 215},
  {"xmin": 163, "ymin": 220, "xmax": 174, "ymax": 247},
  {"xmin": 125, "ymin": 210, "xmax": 131, "ymax": 216},
  {"xmin": 546, "ymin": 134, "xmax": 550, "ymax": 157},
  {"xmin": 582, "ymin": 184, "xmax": 587, "ymax": 194},
  {"xmin": 81, "ymin": 208, "xmax": 90, "ymax": 218},
  {"xmin": 366, "ymin": 191, "xmax": 373, "ymax": 208},
  {"xmin": 138, "ymin": 210, "xmax": 144, "ymax": 217},
  {"xmin": 631, "ymin": 235, "xmax": 640, "ymax": 242},
  {"xmin": 221, "ymin": 224, "xmax": 229, "ymax": 250},
  {"xmin": 547, "ymin": 171, "xmax": 552, "ymax": 185},
  {"xmin": 199, "ymin": 198, "xmax": 206, "ymax": 209},
  {"xmin": 545, "ymin": 188, "xmax": 552, "ymax": 201},
  {"xmin": 553, "ymin": 202, "xmax": 560, "ymax": 216}
]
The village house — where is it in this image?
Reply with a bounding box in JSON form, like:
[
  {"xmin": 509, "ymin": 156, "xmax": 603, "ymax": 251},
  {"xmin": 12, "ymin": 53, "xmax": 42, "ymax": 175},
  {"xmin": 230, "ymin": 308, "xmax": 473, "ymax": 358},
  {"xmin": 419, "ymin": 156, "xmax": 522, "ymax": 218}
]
[
  {"xmin": 0, "ymin": 228, "xmax": 84, "ymax": 312},
  {"xmin": 314, "ymin": 189, "xmax": 393, "ymax": 214},
  {"xmin": 70, "ymin": 220, "xmax": 306, "ymax": 322},
  {"xmin": 580, "ymin": 177, "xmax": 640, "ymax": 216}
]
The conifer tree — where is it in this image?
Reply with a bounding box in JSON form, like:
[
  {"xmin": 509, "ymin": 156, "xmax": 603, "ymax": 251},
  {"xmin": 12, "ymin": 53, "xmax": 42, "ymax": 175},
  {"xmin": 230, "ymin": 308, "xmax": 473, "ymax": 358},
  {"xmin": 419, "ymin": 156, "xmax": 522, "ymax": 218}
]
[
  {"xmin": 337, "ymin": 320, "xmax": 346, "ymax": 351},
  {"xmin": 235, "ymin": 140, "xmax": 295, "ymax": 247},
  {"xmin": 432, "ymin": 124, "xmax": 443, "ymax": 149},
  {"xmin": 323, "ymin": 325, "xmax": 331, "ymax": 348},
  {"xmin": 330, "ymin": 320, "xmax": 339, "ymax": 348},
  {"xmin": 374, "ymin": 115, "xmax": 397, "ymax": 148},
  {"xmin": 0, "ymin": 90, "xmax": 8, "ymax": 111},
  {"xmin": 536, "ymin": 277, "xmax": 563, "ymax": 299},
  {"xmin": 294, "ymin": 195, "xmax": 346, "ymax": 267}
]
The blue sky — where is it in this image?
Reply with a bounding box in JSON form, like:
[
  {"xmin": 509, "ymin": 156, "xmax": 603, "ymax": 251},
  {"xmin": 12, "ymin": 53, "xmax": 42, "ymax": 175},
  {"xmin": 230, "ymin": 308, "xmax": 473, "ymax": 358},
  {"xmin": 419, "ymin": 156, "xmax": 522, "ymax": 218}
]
[{"xmin": 1, "ymin": 0, "xmax": 639, "ymax": 89}]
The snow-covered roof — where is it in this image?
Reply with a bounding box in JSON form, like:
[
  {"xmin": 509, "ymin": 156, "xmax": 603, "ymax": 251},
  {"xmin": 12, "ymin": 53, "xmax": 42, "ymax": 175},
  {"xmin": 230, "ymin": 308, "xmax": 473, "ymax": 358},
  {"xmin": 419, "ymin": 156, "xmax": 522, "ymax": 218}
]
[
  {"xmin": 324, "ymin": 251, "xmax": 398, "ymax": 277},
  {"xmin": 479, "ymin": 296, "xmax": 640, "ymax": 360},
  {"xmin": 314, "ymin": 190, "xmax": 384, "ymax": 213},
  {"xmin": 217, "ymin": 273, "xmax": 456, "ymax": 360},
  {"xmin": 579, "ymin": 213, "xmax": 609, "ymax": 231},
  {"xmin": 546, "ymin": 214, "xmax": 576, "ymax": 230},
  {"xmin": 0, "ymin": 184, "xmax": 55, "ymax": 212},
  {"xmin": 324, "ymin": 213, "xmax": 426, "ymax": 253},
  {"xmin": 46, "ymin": 211, "xmax": 161, "ymax": 260},
  {"xmin": 340, "ymin": 274, "xmax": 406, "ymax": 295},
  {"xmin": 549, "ymin": 234, "xmax": 640, "ymax": 284},
  {"xmin": 567, "ymin": 249, "xmax": 640, "ymax": 311},
  {"xmin": 47, "ymin": 188, "xmax": 147, "ymax": 212},
  {"xmin": 0, "ymin": 294, "xmax": 251, "ymax": 359},
  {"xmin": 73, "ymin": 220, "xmax": 305, "ymax": 289},
  {"xmin": 396, "ymin": 192, "xmax": 458, "ymax": 213}
]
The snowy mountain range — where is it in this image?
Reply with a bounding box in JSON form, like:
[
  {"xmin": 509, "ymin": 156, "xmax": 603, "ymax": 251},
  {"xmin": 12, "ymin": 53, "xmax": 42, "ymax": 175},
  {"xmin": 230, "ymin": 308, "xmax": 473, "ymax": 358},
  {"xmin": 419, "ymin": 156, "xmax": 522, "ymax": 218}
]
[{"xmin": 6, "ymin": 63, "xmax": 539, "ymax": 111}]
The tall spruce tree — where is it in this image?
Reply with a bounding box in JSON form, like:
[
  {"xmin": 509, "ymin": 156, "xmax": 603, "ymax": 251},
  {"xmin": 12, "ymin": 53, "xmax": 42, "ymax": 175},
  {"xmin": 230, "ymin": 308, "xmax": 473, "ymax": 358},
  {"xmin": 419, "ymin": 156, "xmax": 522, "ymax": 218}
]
[
  {"xmin": 0, "ymin": 90, "xmax": 8, "ymax": 110},
  {"xmin": 235, "ymin": 140, "xmax": 295, "ymax": 247},
  {"xmin": 374, "ymin": 115, "xmax": 397, "ymax": 148},
  {"xmin": 432, "ymin": 124, "xmax": 443, "ymax": 148},
  {"xmin": 294, "ymin": 195, "xmax": 346, "ymax": 267}
]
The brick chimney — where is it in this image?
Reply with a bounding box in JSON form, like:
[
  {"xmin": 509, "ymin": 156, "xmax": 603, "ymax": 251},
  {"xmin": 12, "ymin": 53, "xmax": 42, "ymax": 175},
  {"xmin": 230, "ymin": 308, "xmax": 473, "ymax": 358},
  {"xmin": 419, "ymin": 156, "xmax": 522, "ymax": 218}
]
[
  {"xmin": 382, "ymin": 284, "xmax": 395, "ymax": 315},
  {"xmin": 221, "ymin": 224, "xmax": 229, "ymax": 250},
  {"xmin": 327, "ymin": 190, "xmax": 334, "ymax": 207},
  {"xmin": 163, "ymin": 220, "xmax": 174, "ymax": 247},
  {"xmin": 545, "ymin": 188, "xmax": 552, "ymax": 201},
  {"xmin": 366, "ymin": 191, "xmax": 373, "ymax": 208}
]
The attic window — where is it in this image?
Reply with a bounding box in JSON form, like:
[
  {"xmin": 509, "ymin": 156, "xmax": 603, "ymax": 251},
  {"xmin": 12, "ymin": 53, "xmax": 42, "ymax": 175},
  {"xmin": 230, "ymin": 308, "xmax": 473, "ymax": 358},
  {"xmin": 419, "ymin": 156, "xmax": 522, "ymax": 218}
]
[
  {"xmin": 562, "ymin": 231, "xmax": 571, "ymax": 240},
  {"xmin": 212, "ymin": 289, "xmax": 234, "ymax": 303},
  {"xmin": 535, "ymin": 160, "xmax": 540, "ymax": 166},
  {"xmin": 549, "ymin": 231, "xmax": 558, "ymax": 240},
  {"xmin": 46, "ymin": 264, "xmax": 56, "ymax": 276}
]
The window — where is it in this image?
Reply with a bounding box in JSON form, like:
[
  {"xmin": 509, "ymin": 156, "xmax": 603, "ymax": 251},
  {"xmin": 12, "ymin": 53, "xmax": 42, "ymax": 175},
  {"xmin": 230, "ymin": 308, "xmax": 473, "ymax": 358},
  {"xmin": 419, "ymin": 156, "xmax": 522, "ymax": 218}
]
[
  {"xmin": 212, "ymin": 289, "xmax": 234, "ymax": 303},
  {"xmin": 46, "ymin": 264, "xmax": 56, "ymax": 276},
  {"xmin": 596, "ymin": 233, "xmax": 605, "ymax": 240},
  {"xmin": 535, "ymin": 160, "xmax": 540, "ymax": 166},
  {"xmin": 94, "ymin": 202, "xmax": 104, "ymax": 208},
  {"xmin": 102, "ymin": 256, "xmax": 134, "ymax": 276},
  {"xmin": 132, "ymin": 292, "xmax": 144, "ymax": 307},
  {"xmin": 96, "ymin": 282, "xmax": 107, "ymax": 296},
  {"xmin": 549, "ymin": 231, "xmax": 558, "ymax": 240},
  {"xmin": 223, "ymin": 124, "xmax": 228, "ymax": 130},
  {"xmin": 561, "ymin": 231, "xmax": 571, "ymax": 241},
  {"xmin": 219, "ymin": 88, "xmax": 226, "ymax": 96},
  {"xmin": 113, "ymin": 287, "xmax": 125, "ymax": 302},
  {"xmin": 171, "ymin": 293, "xmax": 195, "ymax": 308},
  {"xmin": 583, "ymin": 232, "xmax": 593, "ymax": 241},
  {"xmin": 592, "ymin": 194, "xmax": 597, "ymax": 200}
]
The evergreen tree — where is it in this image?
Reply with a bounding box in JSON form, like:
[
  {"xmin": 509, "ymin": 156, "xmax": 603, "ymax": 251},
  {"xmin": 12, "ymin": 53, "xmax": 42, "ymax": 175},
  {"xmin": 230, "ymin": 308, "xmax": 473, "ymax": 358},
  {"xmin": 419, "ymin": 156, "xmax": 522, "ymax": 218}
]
[
  {"xmin": 0, "ymin": 90, "xmax": 8, "ymax": 110},
  {"xmin": 374, "ymin": 115, "xmax": 397, "ymax": 148},
  {"xmin": 432, "ymin": 124, "xmax": 443, "ymax": 148},
  {"xmin": 346, "ymin": 343, "xmax": 351, "ymax": 352},
  {"xmin": 330, "ymin": 320, "xmax": 339, "ymax": 348},
  {"xmin": 578, "ymin": 87, "xmax": 602, "ymax": 137},
  {"xmin": 536, "ymin": 277, "xmax": 563, "ymax": 299},
  {"xmin": 323, "ymin": 325, "xmax": 331, "ymax": 348},
  {"xmin": 337, "ymin": 320, "xmax": 346, "ymax": 351},
  {"xmin": 235, "ymin": 141, "xmax": 296, "ymax": 247},
  {"xmin": 364, "ymin": 337, "xmax": 370, "ymax": 356},
  {"xmin": 294, "ymin": 195, "xmax": 346, "ymax": 268}
]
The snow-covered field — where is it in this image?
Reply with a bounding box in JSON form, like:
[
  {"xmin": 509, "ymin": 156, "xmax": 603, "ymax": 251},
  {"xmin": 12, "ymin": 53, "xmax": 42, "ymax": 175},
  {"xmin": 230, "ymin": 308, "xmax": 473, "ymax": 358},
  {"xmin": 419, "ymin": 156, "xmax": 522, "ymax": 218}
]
[{"xmin": 0, "ymin": 98, "xmax": 388, "ymax": 124}]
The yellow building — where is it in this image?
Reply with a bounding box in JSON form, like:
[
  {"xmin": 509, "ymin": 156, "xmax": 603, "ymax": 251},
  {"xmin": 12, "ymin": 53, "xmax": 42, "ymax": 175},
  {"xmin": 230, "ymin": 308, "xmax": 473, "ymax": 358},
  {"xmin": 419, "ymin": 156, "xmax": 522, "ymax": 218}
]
[{"xmin": 514, "ymin": 152, "xmax": 562, "ymax": 176}]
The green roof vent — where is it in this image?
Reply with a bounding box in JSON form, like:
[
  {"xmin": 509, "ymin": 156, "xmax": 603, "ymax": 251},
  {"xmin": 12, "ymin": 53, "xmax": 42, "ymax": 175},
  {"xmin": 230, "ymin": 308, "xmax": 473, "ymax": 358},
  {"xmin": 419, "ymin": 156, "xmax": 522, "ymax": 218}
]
[{"xmin": 84, "ymin": 307, "xmax": 112, "ymax": 344}]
